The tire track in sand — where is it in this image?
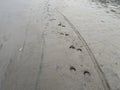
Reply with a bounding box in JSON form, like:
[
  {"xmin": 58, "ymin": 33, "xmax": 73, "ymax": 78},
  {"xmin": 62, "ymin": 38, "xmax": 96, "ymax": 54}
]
[{"xmin": 35, "ymin": 32, "xmax": 45, "ymax": 90}]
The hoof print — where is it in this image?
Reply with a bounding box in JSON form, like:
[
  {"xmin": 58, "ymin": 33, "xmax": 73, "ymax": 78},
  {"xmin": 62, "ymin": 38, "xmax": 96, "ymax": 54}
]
[
  {"xmin": 70, "ymin": 66, "xmax": 76, "ymax": 71},
  {"xmin": 65, "ymin": 34, "xmax": 69, "ymax": 36},
  {"xmin": 77, "ymin": 48, "xmax": 82, "ymax": 51},
  {"xmin": 69, "ymin": 45, "xmax": 75, "ymax": 49},
  {"xmin": 60, "ymin": 32, "xmax": 64, "ymax": 35},
  {"xmin": 84, "ymin": 70, "xmax": 91, "ymax": 76}
]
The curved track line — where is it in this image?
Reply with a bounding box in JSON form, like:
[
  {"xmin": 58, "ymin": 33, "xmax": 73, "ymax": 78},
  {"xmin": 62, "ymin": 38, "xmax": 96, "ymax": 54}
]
[{"xmin": 57, "ymin": 10, "xmax": 111, "ymax": 90}]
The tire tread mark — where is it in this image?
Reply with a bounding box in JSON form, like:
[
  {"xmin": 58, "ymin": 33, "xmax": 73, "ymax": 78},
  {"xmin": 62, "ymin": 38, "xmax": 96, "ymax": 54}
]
[{"xmin": 35, "ymin": 32, "xmax": 45, "ymax": 90}]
